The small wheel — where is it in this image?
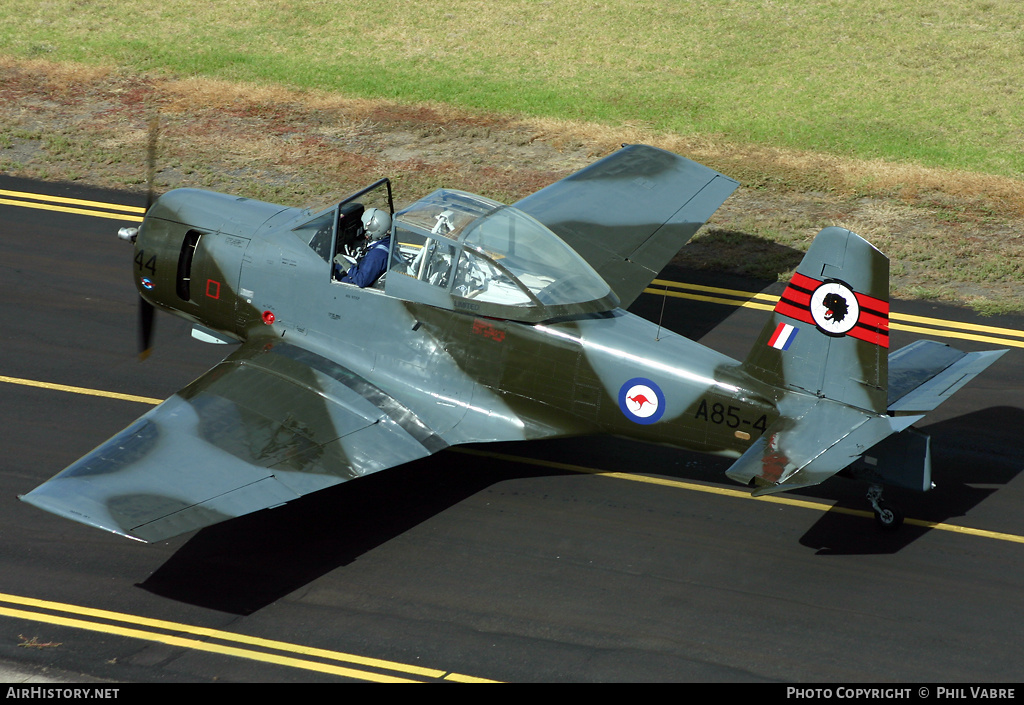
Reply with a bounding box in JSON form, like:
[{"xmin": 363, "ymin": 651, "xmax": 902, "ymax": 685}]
[{"xmin": 874, "ymin": 503, "xmax": 904, "ymax": 531}]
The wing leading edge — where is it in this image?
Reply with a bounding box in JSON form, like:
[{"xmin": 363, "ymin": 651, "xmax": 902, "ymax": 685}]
[
  {"xmin": 21, "ymin": 338, "xmax": 448, "ymax": 542},
  {"xmin": 514, "ymin": 144, "xmax": 739, "ymax": 307}
]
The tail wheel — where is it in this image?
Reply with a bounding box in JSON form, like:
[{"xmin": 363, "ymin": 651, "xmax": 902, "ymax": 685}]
[{"xmin": 874, "ymin": 503, "xmax": 904, "ymax": 531}]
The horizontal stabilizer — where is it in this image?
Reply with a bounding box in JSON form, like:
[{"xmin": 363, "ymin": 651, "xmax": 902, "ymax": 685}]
[
  {"xmin": 888, "ymin": 340, "xmax": 1007, "ymax": 413},
  {"xmin": 728, "ymin": 339, "xmax": 1007, "ymax": 495},
  {"xmin": 725, "ymin": 397, "xmax": 920, "ymax": 496}
]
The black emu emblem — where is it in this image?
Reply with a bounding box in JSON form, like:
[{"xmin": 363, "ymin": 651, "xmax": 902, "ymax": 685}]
[{"xmin": 822, "ymin": 292, "xmax": 849, "ymax": 324}]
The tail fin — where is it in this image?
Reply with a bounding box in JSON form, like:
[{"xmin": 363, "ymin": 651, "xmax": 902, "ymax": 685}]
[
  {"xmin": 729, "ymin": 227, "xmax": 1006, "ymax": 496},
  {"xmin": 742, "ymin": 227, "xmax": 890, "ymax": 413}
]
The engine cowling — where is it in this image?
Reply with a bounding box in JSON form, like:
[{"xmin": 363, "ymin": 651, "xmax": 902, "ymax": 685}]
[{"xmin": 133, "ymin": 188, "xmax": 289, "ymax": 340}]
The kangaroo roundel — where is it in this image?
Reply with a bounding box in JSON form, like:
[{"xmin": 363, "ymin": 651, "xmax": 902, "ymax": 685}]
[{"xmin": 619, "ymin": 378, "xmax": 666, "ymax": 425}]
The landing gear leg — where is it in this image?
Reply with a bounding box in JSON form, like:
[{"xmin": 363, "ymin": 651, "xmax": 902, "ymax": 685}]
[{"xmin": 866, "ymin": 484, "xmax": 904, "ymax": 530}]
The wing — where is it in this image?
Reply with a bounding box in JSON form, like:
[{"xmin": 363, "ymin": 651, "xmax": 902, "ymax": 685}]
[
  {"xmin": 20, "ymin": 338, "xmax": 448, "ymax": 543},
  {"xmin": 513, "ymin": 144, "xmax": 738, "ymax": 307}
]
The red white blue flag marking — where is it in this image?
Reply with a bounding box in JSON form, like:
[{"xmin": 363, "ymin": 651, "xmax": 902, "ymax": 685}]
[{"xmin": 768, "ymin": 322, "xmax": 798, "ymax": 350}]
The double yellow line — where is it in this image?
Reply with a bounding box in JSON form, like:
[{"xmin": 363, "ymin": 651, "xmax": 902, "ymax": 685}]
[
  {"xmin": 646, "ymin": 279, "xmax": 1024, "ymax": 349},
  {"xmin": 2, "ymin": 183, "xmax": 1023, "ymax": 351},
  {"xmin": 0, "ymin": 592, "xmax": 494, "ymax": 682},
  {"xmin": 0, "ymin": 188, "xmax": 145, "ymax": 222}
]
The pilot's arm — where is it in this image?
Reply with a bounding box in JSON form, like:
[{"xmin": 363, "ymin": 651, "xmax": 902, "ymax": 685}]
[{"xmin": 341, "ymin": 239, "xmax": 389, "ymax": 288}]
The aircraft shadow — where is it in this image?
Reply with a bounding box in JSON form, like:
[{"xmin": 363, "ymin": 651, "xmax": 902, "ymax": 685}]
[
  {"xmin": 674, "ymin": 228, "xmax": 805, "ymax": 283},
  {"xmin": 797, "ymin": 406, "xmax": 1024, "ymax": 555},
  {"xmin": 629, "ymin": 231, "xmax": 802, "ymax": 341},
  {"xmin": 139, "ymin": 407, "xmax": 1022, "ymax": 611},
  {"xmin": 138, "ymin": 452, "xmax": 558, "ymax": 615}
]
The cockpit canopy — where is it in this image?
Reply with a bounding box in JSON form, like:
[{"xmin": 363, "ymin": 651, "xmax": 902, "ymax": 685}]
[{"xmin": 387, "ymin": 189, "xmax": 618, "ymax": 322}]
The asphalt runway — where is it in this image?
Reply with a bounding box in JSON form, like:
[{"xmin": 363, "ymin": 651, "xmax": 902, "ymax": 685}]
[{"xmin": 2, "ymin": 176, "xmax": 1023, "ymax": 683}]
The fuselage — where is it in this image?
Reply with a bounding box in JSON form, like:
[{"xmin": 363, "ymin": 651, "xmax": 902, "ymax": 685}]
[{"xmin": 136, "ymin": 188, "xmax": 780, "ymax": 459}]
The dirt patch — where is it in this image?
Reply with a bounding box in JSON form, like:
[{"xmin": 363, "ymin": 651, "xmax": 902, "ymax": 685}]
[{"xmin": 4, "ymin": 57, "xmax": 1024, "ymax": 313}]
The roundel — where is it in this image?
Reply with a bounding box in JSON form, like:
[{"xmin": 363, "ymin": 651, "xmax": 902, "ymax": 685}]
[
  {"xmin": 618, "ymin": 378, "xmax": 666, "ymax": 425},
  {"xmin": 809, "ymin": 279, "xmax": 860, "ymax": 336}
]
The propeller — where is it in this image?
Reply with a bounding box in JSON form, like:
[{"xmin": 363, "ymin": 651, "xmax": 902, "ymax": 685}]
[
  {"xmin": 138, "ymin": 298, "xmax": 155, "ymax": 361},
  {"xmin": 138, "ymin": 112, "xmax": 160, "ymax": 361}
]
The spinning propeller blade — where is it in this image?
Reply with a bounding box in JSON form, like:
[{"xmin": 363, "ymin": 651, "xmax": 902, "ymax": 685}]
[
  {"xmin": 138, "ymin": 297, "xmax": 155, "ymax": 360},
  {"xmin": 138, "ymin": 112, "xmax": 160, "ymax": 361}
]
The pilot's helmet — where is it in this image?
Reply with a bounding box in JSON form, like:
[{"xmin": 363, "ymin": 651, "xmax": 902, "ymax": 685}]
[{"xmin": 361, "ymin": 208, "xmax": 392, "ymax": 241}]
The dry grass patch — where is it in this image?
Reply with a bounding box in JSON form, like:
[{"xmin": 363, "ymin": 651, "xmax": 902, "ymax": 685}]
[{"xmin": 3, "ymin": 57, "xmax": 1024, "ymax": 313}]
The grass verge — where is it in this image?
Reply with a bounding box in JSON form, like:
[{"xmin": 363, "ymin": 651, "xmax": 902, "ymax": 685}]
[{"xmin": 2, "ymin": 57, "xmax": 1024, "ymax": 314}]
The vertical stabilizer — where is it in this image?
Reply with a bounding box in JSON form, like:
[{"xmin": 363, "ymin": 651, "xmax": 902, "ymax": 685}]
[{"xmin": 742, "ymin": 227, "xmax": 890, "ymax": 413}]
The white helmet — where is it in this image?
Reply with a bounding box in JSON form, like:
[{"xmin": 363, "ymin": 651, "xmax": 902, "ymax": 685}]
[{"xmin": 361, "ymin": 208, "xmax": 392, "ymax": 240}]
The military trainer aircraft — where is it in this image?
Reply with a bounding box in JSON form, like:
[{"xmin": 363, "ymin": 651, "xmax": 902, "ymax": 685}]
[{"xmin": 21, "ymin": 145, "xmax": 1006, "ymax": 541}]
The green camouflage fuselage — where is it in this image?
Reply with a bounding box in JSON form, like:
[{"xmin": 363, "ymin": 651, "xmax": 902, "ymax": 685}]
[{"xmin": 136, "ymin": 189, "xmax": 779, "ymax": 462}]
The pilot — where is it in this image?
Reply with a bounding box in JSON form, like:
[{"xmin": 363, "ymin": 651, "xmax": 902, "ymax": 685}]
[{"xmin": 335, "ymin": 208, "xmax": 392, "ymax": 288}]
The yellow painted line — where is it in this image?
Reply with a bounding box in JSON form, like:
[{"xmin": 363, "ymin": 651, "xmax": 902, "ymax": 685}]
[
  {"xmin": 0, "ymin": 375, "xmax": 163, "ymax": 406},
  {"xmin": 651, "ymin": 279, "xmax": 779, "ymax": 303},
  {"xmin": 889, "ymin": 322, "xmax": 1024, "ymax": 349},
  {"xmin": 456, "ymin": 448, "xmax": 1024, "ymax": 545},
  {"xmin": 654, "ymin": 287, "xmax": 776, "ymax": 311},
  {"xmin": 893, "ymin": 311, "xmax": 1024, "ymax": 339},
  {"xmin": 0, "ymin": 606, "xmax": 421, "ymax": 682},
  {"xmin": 0, "ymin": 188, "xmax": 147, "ymax": 214},
  {"xmin": 0, "ymin": 188, "xmax": 145, "ymax": 222},
  {"xmin": 0, "ymin": 592, "xmax": 496, "ymax": 682},
  {"xmin": 0, "ymin": 196, "xmax": 145, "ymax": 223}
]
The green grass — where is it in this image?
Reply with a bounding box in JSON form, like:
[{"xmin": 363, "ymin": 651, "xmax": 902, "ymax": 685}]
[{"xmin": 1, "ymin": 0, "xmax": 1022, "ymax": 178}]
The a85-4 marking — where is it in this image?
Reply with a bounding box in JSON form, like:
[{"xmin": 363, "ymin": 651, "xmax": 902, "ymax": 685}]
[{"xmin": 694, "ymin": 399, "xmax": 767, "ymax": 433}]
